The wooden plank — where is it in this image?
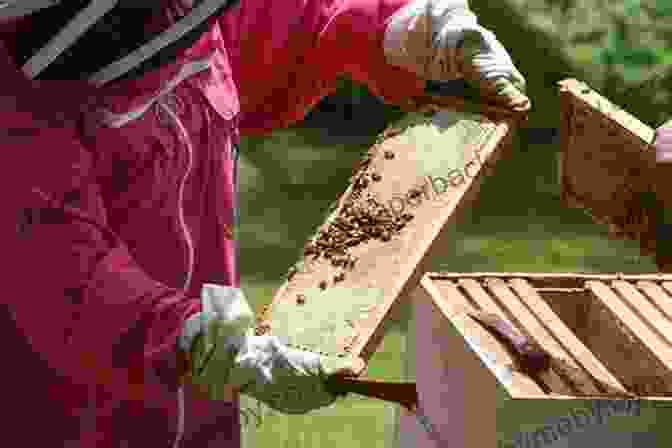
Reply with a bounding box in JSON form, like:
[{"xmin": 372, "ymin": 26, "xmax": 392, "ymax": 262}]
[
  {"xmin": 636, "ymin": 281, "xmax": 672, "ymax": 322},
  {"xmin": 558, "ymin": 77, "xmax": 578, "ymax": 214},
  {"xmin": 508, "ymin": 278, "xmax": 629, "ymax": 395},
  {"xmin": 456, "ymin": 278, "xmax": 512, "ymax": 317},
  {"xmin": 591, "ymin": 281, "xmax": 672, "ymax": 360},
  {"xmin": 424, "ymin": 278, "xmax": 547, "ymax": 396},
  {"xmin": 534, "ymin": 289, "xmax": 593, "ymax": 345},
  {"xmin": 397, "ymin": 273, "xmax": 672, "ymax": 400},
  {"xmin": 450, "ymin": 277, "xmax": 602, "ymax": 396},
  {"xmin": 661, "ymin": 282, "xmax": 672, "ymax": 297},
  {"xmin": 585, "ymin": 281, "xmax": 672, "ymax": 394},
  {"xmin": 423, "ymin": 277, "xmax": 547, "ymax": 397},
  {"xmin": 451, "ymin": 278, "xmax": 568, "ymax": 395},
  {"xmin": 611, "ymin": 280, "xmax": 672, "ymax": 346},
  {"xmin": 261, "ymin": 107, "xmax": 516, "ymax": 363},
  {"xmin": 557, "ymin": 78, "xmax": 658, "ymax": 255},
  {"xmin": 481, "ymin": 277, "xmax": 576, "ymax": 394},
  {"xmin": 558, "ymin": 79, "xmax": 655, "ymax": 144},
  {"xmin": 396, "ymin": 280, "xmax": 499, "ymax": 448},
  {"xmin": 430, "ymin": 272, "xmax": 672, "ymax": 283},
  {"xmin": 422, "ymin": 278, "xmax": 476, "ymax": 320},
  {"xmin": 484, "ymin": 279, "xmax": 572, "ymax": 359},
  {"xmin": 398, "ymin": 273, "xmax": 672, "ymax": 400}
]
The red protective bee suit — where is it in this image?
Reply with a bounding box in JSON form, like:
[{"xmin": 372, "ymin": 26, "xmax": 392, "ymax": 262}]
[{"xmin": 0, "ymin": 0, "xmax": 423, "ymax": 446}]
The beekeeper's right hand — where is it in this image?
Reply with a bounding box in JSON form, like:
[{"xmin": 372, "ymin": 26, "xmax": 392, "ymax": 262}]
[
  {"xmin": 179, "ymin": 284, "xmax": 365, "ymax": 414},
  {"xmin": 383, "ymin": 0, "xmax": 530, "ymax": 112}
]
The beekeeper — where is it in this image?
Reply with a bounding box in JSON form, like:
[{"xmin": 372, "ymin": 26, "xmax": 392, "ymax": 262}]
[{"xmin": 1, "ymin": 0, "xmax": 529, "ymax": 446}]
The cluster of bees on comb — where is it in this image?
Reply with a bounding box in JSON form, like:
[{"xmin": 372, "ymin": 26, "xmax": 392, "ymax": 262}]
[{"xmin": 253, "ymin": 126, "xmax": 418, "ymax": 338}]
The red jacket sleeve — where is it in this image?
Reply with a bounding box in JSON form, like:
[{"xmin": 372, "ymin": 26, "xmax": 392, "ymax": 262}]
[
  {"xmin": 221, "ymin": 0, "xmax": 425, "ymax": 134},
  {"xmin": 1, "ymin": 41, "xmax": 200, "ymax": 402},
  {"xmin": 314, "ymin": 0, "xmax": 426, "ymax": 104}
]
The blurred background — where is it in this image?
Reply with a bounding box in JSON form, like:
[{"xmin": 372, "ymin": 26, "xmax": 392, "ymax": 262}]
[{"xmin": 237, "ymin": 0, "xmax": 672, "ymax": 446}]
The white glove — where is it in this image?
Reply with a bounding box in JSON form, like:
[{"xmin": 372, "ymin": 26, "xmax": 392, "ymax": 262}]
[
  {"xmin": 179, "ymin": 284, "xmax": 364, "ymax": 414},
  {"xmin": 383, "ymin": 0, "xmax": 530, "ymax": 111}
]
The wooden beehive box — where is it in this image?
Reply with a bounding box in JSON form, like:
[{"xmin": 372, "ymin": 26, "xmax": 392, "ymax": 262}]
[
  {"xmin": 415, "ymin": 271, "xmax": 672, "ymax": 401},
  {"xmin": 256, "ymin": 105, "xmax": 519, "ymax": 364},
  {"xmin": 558, "ymin": 78, "xmax": 659, "ymax": 254}
]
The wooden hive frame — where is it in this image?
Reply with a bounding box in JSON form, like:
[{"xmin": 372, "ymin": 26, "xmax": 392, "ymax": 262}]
[
  {"xmin": 558, "ymin": 78, "xmax": 659, "ymax": 254},
  {"xmin": 416, "ymin": 271, "xmax": 672, "ymax": 402},
  {"xmin": 256, "ymin": 102, "xmax": 521, "ymax": 367}
]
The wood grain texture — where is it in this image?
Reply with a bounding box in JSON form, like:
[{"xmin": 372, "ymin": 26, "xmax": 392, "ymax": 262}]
[
  {"xmin": 421, "ymin": 272, "xmax": 672, "ymax": 400},
  {"xmin": 585, "ymin": 280, "xmax": 672, "ymax": 395},
  {"xmin": 259, "ymin": 107, "xmax": 516, "ymax": 364},
  {"xmin": 508, "ymin": 278, "xmax": 629, "ymax": 395},
  {"xmin": 427, "ymin": 278, "xmax": 546, "ymax": 396},
  {"xmin": 396, "ymin": 280, "xmax": 500, "ymax": 448},
  {"xmin": 637, "ymin": 281, "xmax": 672, "ymax": 322},
  {"xmin": 558, "ymin": 78, "xmax": 659, "ymax": 254},
  {"xmin": 482, "ymin": 278, "xmax": 576, "ymax": 394}
]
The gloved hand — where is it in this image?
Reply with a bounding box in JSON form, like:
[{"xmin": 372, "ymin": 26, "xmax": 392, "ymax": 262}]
[
  {"xmin": 179, "ymin": 284, "xmax": 365, "ymax": 414},
  {"xmin": 383, "ymin": 0, "xmax": 530, "ymax": 112}
]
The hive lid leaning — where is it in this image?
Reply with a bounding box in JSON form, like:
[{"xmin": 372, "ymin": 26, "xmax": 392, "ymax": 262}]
[{"xmin": 257, "ymin": 106, "xmax": 518, "ymax": 364}]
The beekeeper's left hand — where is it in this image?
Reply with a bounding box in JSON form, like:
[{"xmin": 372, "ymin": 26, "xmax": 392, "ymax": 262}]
[
  {"xmin": 179, "ymin": 284, "xmax": 365, "ymax": 414},
  {"xmin": 384, "ymin": 0, "xmax": 530, "ymax": 112}
]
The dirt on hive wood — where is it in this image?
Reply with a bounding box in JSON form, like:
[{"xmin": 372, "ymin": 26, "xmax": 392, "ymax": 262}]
[
  {"xmin": 256, "ymin": 108, "xmax": 516, "ymax": 359},
  {"xmin": 559, "ymin": 79, "xmax": 659, "ymax": 258},
  {"xmin": 580, "ymin": 286, "xmax": 672, "ymax": 396}
]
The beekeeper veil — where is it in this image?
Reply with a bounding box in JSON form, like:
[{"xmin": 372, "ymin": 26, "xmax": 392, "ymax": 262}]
[{"xmin": 1, "ymin": 0, "xmax": 235, "ymax": 85}]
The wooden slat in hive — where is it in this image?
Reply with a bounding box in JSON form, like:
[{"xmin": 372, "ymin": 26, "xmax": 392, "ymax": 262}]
[
  {"xmin": 258, "ymin": 108, "xmax": 517, "ymax": 363},
  {"xmin": 446, "ymin": 277, "xmax": 606, "ymax": 395},
  {"xmin": 661, "ymin": 281, "xmax": 672, "ymax": 296},
  {"xmin": 482, "ymin": 277, "xmax": 579, "ymax": 395},
  {"xmin": 449, "ymin": 278, "xmax": 573, "ymax": 394},
  {"xmin": 611, "ymin": 280, "xmax": 672, "ymax": 345},
  {"xmin": 429, "ymin": 272, "xmax": 672, "ymax": 286},
  {"xmin": 426, "ymin": 272, "xmax": 672, "ymax": 399},
  {"xmin": 456, "ymin": 278, "xmax": 510, "ymax": 316},
  {"xmin": 636, "ymin": 281, "xmax": 672, "ymax": 321},
  {"xmin": 585, "ymin": 280, "xmax": 672, "ymax": 394},
  {"xmin": 423, "ymin": 277, "xmax": 547, "ymax": 397},
  {"xmin": 508, "ymin": 278, "xmax": 629, "ymax": 395}
]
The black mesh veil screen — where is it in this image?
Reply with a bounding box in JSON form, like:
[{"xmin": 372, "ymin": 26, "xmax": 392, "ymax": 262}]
[{"xmin": 11, "ymin": 0, "xmax": 235, "ymax": 83}]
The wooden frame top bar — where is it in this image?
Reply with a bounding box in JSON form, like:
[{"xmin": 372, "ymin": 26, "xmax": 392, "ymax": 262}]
[
  {"xmin": 259, "ymin": 108, "xmax": 517, "ymax": 364},
  {"xmin": 558, "ymin": 78, "xmax": 654, "ymax": 144},
  {"xmin": 422, "ymin": 271, "xmax": 672, "ymax": 400},
  {"xmin": 558, "ymin": 78, "xmax": 658, "ymax": 255}
]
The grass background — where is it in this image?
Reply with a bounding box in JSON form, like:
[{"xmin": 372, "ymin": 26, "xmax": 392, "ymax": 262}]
[{"xmin": 232, "ymin": 122, "xmax": 672, "ymax": 447}]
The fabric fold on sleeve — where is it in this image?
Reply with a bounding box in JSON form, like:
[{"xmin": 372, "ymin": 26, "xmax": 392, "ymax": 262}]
[{"xmin": 315, "ymin": 0, "xmax": 427, "ymax": 105}]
